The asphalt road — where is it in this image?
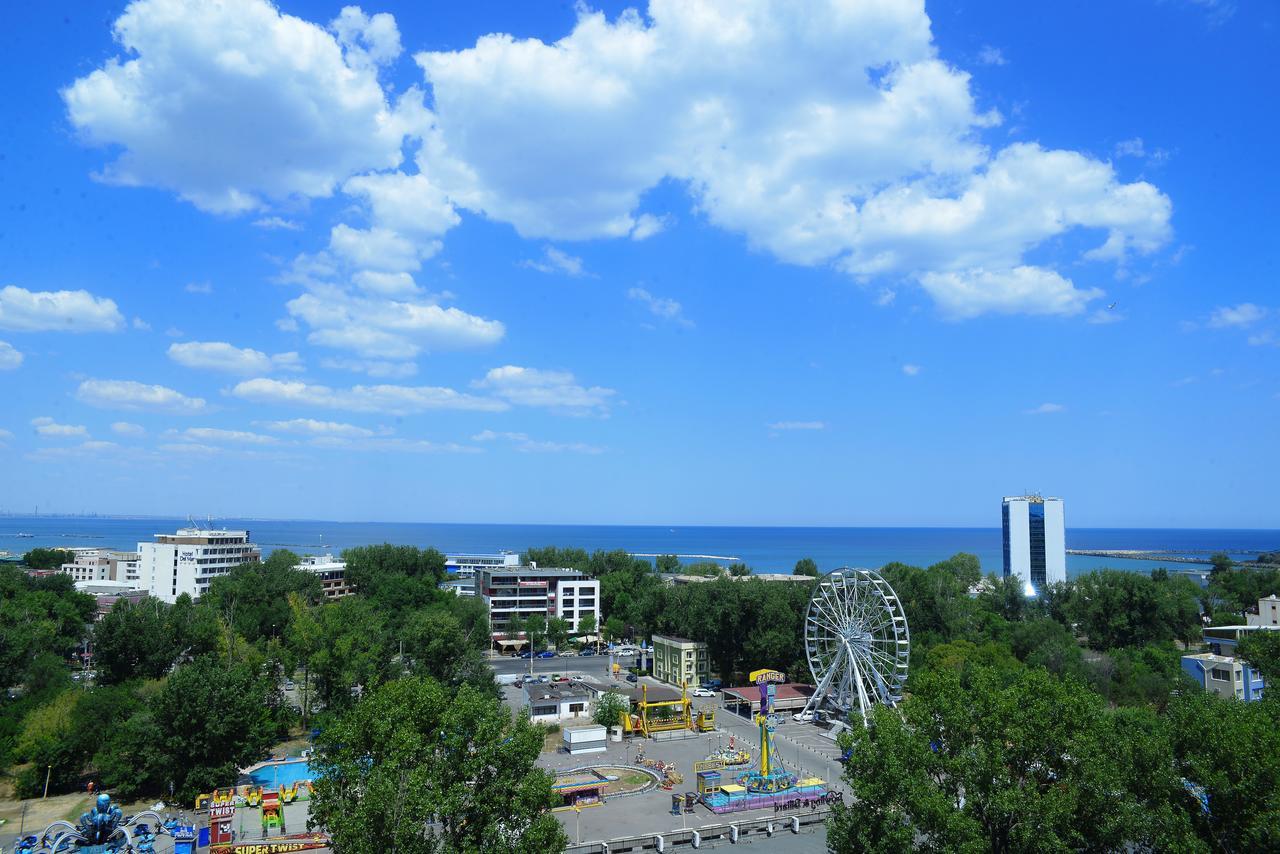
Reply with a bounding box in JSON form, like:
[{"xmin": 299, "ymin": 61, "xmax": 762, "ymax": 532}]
[{"xmin": 490, "ymin": 651, "xmax": 636, "ymax": 678}]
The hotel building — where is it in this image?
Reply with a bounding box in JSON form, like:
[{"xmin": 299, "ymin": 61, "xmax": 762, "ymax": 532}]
[
  {"xmin": 137, "ymin": 527, "xmax": 261, "ymax": 603},
  {"xmin": 1002, "ymin": 495, "xmax": 1066, "ymax": 595},
  {"xmin": 476, "ymin": 565, "xmax": 600, "ymax": 647}
]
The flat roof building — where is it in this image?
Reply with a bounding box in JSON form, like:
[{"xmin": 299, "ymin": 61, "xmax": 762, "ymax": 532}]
[
  {"xmin": 651, "ymin": 634, "xmax": 710, "ymax": 687},
  {"xmin": 296, "ymin": 553, "xmax": 352, "ymax": 600},
  {"xmin": 60, "ymin": 549, "xmax": 141, "ymax": 587},
  {"xmin": 1181, "ymin": 652, "xmax": 1265, "ymax": 702},
  {"xmin": 138, "ymin": 527, "xmax": 261, "ymax": 604},
  {"xmin": 446, "ymin": 551, "xmax": 520, "ymax": 579},
  {"xmin": 1002, "ymin": 495, "xmax": 1065, "ymax": 596},
  {"xmin": 477, "ymin": 566, "xmax": 601, "ymax": 648}
]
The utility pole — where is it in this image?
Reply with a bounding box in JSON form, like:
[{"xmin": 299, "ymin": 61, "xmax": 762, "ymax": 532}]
[{"xmin": 42, "ymin": 765, "xmax": 51, "ymax": 799}]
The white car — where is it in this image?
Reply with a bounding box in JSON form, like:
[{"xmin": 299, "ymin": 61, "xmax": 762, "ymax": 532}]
[
  {"xmin": 692, "ymin": 687, "xmax": 715, "ymax": 697},
  {"xmin": 791, "ymin": 711, "xmax": 815, "ymax": 723}
]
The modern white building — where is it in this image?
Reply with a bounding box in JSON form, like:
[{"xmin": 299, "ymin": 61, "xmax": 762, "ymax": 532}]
[
  {"xmin": 476, "ymin": 566, "xmax": 601, "ymax": 647},
  {"xmin": 1002, "ymin": 495, "xmax": 1066, "ymax": 596},
  {"xmin": 137, "ymin": 527, "xmax": 261, "ymax": 603},
  {"xmin": 446, "ymin": 551, "xmax": 520, "ymax": 579},
  {"xmin": 59, "ymin": 549, "xmax": 142, "ymax": 586},
  {"xmin": 296, "ymin": 553, "xmax": 352, "ymax": 600},
  {"xmin": 1247, "ymin": 594, "xmax": 1280, "ymax": 627}
]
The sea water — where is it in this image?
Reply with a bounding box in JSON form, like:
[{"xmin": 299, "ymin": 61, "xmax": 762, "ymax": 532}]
[{"xmin": 2, "ymin": 516, "xmax": 1276, "ymax": 578}]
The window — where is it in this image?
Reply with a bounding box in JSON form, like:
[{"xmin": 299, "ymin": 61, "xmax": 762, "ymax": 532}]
[{"xmin": 1210, "ymin": 667, "xmax": 1231, "ymax": 681}]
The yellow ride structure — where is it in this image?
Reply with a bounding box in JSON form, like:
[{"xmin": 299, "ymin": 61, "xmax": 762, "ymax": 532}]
[{"xmin": 619, "ymin": 682, "xmax": 694, "ymax": 738}]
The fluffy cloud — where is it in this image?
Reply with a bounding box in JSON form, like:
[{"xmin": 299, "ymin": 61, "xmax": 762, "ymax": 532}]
[
  {"xmin": 901, "ymin": 364, "xmax": 921, "ymax": 376},
  {"xmin": 111, "ymin": 421, "xmax": 146, "ymax": 436},
  {"xmin": 76, "ymin": 379, "xmax": 206, "ymax": 413},
  {"xmin": 230, "ymin": 377, "xmax": 506, "ymax": 415},
  {"xmin": 0, "ymin": 286, "xmax": 124, "ymax": 332},
  {"xmin": 410, "ymin": 1, "xmax": 1170, "ymax": 317},
  {"xmin": 628, "ymin": 287, "xmax": 692, "ymax": 327},
  {"xmin": 919, "ymin": 266, "xmax": 1102, "ymax": 320},
  {"xmin": 473, "ymin": 366, "xmax": 615, "ymax": 415},
  {"xmin": 257, "ymin": 418, "xmax": 379, "ymax": 438},
  {"xmin": 168, "ymin": 341, "xmax": 302, "ymax": 375},
  {"xmin": 472, "ymin": 429, "xmax": 603, "ymax": 454},
  {"xmin": 286, "ymin": 289, "xmax": 503, "ymax": 360},
  {"xmin": 977, "ymin": 45, "xmax": 1007, "ymax": 66},
  {"xmin": 174, "ymin": 427, "xmax": 279, "ymax": 445},
  {"xmin": 521, "ymin": 247, "xmax": 588, "ymax": 277},
  {"xmin": 1208, "ymin": 303, "xmax": 1267, "ymax": 329},
  {"xmin": 62, "ymin": 0, "xmax": 410, "ymax": 213},
  {"xmin": 0, "ymin": 341, "xmax": 22, "ymax": 370},
  {"xmin": 307, "ymin": 435, "xmax": 478, "ymax": 454},
  {"xmin": 31, "ymin": 416, "xmax": 90, "ymax": 438}
]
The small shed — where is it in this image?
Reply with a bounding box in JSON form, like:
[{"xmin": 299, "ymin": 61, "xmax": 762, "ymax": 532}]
[{"xmin": 563, "ymin": 724, "xmax": 608, "ymax": 755}]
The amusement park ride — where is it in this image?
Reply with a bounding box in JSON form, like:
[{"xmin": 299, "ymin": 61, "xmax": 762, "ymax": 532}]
[{"xmin": 656, "ymin": 567, "xmax": 910, "ymax": 815}]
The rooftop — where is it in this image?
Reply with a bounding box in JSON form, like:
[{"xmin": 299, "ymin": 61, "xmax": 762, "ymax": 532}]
[{"xmin": 483, "ymin": 567, "xmax": 584, "ymax": 577}]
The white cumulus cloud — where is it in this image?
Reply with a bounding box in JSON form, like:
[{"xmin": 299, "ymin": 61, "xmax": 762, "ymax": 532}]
[
  {"xmin": 31, "ymin": 416, "xmax": 89, "ymax": 438},
  {"xmin": 230, "ymin": 377, "xmax": 507, "ymax": 415},
  {"xmin": 902, "ymin": 364, "xmax": 921, "ymax": 376},
  {"xmin": 168, "ymin": 341, "xmax": 302, "ymax": 375},
  {"xmin": 111, "ymin": 421, "xmax": 146, "ymax": 436},
  {"xmin": 472, "ymin": 429, "xmax": 603, "ymax": 454},
  {"xmin": 0, "ymin": 341, "xmax": 22, "ymax": 370},
  {"xmin": 0, "ymin": 286, "xmax": 124, "ymax": 332},
  {"xmin": 628, "ymin": 287, "xmax": 692, "ymax": 327},
  {"xmin": 286, "ymin": 289, "xmax": 503, "ymax": 360},
  {"xmin": 473, "ymin": 366, "xmax": 615, "ymax": 415},
  {"xmin": 409, "ymin": 2, "xmax": 1170, "ymax": 318},
  {"xmin": 1208, "ymin": 303, "xmax": 1267, "ymax": 329},
  {"xmin": 257, "ymin": 418, "xmax": 379, "ymax": 438},
  {"xmin": 62, "ymin": 0, "xmax": 411, "ymax": 213},
  {"xmin": 175, "ymin": 427, "xmax": 278, "ymax": 445},
  {"xmin": 76, "ymin": 379, "xmax": 206, "ymax": 413},
  {"xmin": 521, "ymin": 246, "xmax": 588, "ymax": 277}
]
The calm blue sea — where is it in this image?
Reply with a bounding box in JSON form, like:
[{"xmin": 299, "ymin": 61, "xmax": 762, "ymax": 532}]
[{"xmin": 1, "ymin": 516, "xmax": 1276, "ymax": 578}]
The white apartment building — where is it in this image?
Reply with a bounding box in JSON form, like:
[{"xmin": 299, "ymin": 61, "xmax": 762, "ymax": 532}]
[
  {"xmin": 138, "ymin": 527, "xmax": 261, "ymax": 603},
  {"xmin": 446, "ymin": 551, "xmax": 520, "ymax": 579},
  {"xmin": 1002, "ymin": 495, "xmax": 1066, "ymax": 596},
  {"xmin": 60, "ymin": 548, "xmax": 141, "ymax": 586},
  {"xmin": 476, "ymin": 566, "xmax": 601, "ymax": 646}
]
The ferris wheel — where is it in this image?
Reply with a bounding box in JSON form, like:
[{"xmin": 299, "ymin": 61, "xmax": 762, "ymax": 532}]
[{"xmin": 798, "ymin": 567, "xmax": 910, "ymax": 726}]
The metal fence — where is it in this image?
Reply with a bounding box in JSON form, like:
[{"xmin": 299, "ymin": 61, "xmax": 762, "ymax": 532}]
[{"xmin": 564, "ymin": 808, "xmax": 830, "ymax": 853}]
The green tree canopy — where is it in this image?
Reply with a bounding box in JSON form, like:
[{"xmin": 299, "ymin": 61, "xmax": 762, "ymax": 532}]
[
  {"xmin": 310, "ymin": 677, "xmax": 567, "ymax": 853},
  {"xmin": 829, "ymin": 665, "xmax": 1198, "ymax": 852},
  {"xmin": 593, "ymin": 692, "xmax": 628, "ymax": 729},
  {"xmin": 792, "ymin": 557, "xmax": 819, "ymax": 577},
  {"xmin": 22, "ymin": 548, "xmax": 75, "ymax": 570}
]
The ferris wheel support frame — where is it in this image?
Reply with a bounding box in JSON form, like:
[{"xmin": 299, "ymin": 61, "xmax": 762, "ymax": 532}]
[{"xmin": 797, "ymin": 567, "xmax": 910, "ymax": 727}]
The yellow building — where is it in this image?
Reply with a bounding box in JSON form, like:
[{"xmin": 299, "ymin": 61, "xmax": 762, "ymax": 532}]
[{"xmin": 652, "ymin": 634, "xmax": 710, "ymax": 686}]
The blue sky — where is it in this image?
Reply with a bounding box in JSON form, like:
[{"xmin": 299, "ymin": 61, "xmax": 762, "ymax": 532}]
[{"xmin": 0, "ymin": 0, "xmax": 1275, "ymax": 527}]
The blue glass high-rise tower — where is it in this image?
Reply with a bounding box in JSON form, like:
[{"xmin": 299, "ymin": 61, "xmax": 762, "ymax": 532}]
[{"xmin": 1002, "ymin": 495, "xmax": 1065, "ymax": 595}]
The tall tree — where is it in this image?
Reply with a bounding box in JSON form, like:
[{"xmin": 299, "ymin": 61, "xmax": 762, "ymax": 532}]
[
  {"xmin": 94, "ymin": 597, "xmax": 178, "ymax": 684},
  {"xmin": 1237, "ymin": 630, "xmax": 1280, "ymax": 686},
  {"xmin": 828, "ymin": 665, "xmax": 1191, "ymax": 852},
  {"xmin": 793, "ymin": 557, "xmax": 819, "ymax": 577},
  {"xmin": 310, "ymin": 677, "xmax": 567, "ymax": 853}
]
